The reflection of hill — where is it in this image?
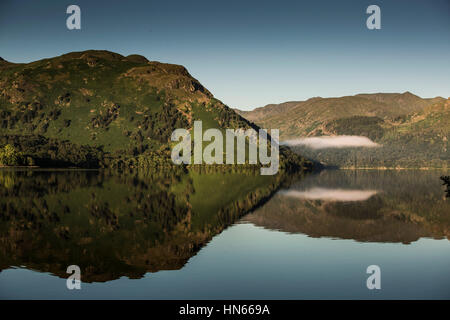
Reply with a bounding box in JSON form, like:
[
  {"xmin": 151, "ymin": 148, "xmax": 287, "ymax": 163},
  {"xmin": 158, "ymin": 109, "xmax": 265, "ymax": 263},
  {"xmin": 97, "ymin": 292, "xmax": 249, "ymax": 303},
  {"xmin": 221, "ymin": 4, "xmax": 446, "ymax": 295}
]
[
  {"xmin": 0, "ymin": 168, "xmax": 280, "ymax": 282},
  {"xmin": 243, "ymin": 170, "xmax": 450, "ymax": 243}
]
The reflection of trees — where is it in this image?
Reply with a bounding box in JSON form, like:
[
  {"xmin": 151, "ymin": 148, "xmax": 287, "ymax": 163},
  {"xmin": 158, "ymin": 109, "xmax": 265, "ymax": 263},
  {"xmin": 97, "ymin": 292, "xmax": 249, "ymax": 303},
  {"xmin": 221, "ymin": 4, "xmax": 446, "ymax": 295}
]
[
  {"xmin": 323, "ymin": 196, "xmax": 384, "ymax": 220},
  {"xmin": 0, "ymin": 168, "xmax": 279, "ymax": 282},
  {"xmin": 0, "ymin": 169, "xmax": 103, "ymax": 198},
  {"xmin": 244, "ymin": 170, "xmax": 450, "ymax": 243}
]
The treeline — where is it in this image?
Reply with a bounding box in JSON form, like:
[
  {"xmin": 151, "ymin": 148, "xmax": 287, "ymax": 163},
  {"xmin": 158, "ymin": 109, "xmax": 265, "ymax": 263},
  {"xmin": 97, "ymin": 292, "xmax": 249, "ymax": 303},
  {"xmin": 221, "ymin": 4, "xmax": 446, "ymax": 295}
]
[
  {"xmin": 324, "ymin": 116, "xmax": 385, "ymax": 141},
  {"xmin": 292, "ymin": 143, "xmax": 448, "ymax": 169},
  {"xmin": 0, "ymin": 134, "xmax": 102, "ymax": 168},
  {"xmin": 0, "ymin": 133, "xmax": 313, "ymax": 175}
]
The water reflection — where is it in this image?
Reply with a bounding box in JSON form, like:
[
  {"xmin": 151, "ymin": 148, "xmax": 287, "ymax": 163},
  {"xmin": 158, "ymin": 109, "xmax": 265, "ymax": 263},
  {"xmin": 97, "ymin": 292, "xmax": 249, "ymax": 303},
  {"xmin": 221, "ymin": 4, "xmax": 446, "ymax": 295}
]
[
  {"xmin": 244, "ymin": 170, "xmax": 450, "ymax": 244},
  {"xmin": 0, "ymin": 168, "xmax": 279, "ymax": 282},
  {"xmin": 1, "ymin": 168, "xmax": 449, "ymax": 288}
]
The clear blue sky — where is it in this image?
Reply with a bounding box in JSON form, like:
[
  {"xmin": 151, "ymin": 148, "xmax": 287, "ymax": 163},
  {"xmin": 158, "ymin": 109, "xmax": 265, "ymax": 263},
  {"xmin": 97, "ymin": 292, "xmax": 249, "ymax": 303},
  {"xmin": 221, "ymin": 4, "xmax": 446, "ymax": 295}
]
[{"xmin": 0, "ymin": 0, "xmax": 449, "ymax": 110}]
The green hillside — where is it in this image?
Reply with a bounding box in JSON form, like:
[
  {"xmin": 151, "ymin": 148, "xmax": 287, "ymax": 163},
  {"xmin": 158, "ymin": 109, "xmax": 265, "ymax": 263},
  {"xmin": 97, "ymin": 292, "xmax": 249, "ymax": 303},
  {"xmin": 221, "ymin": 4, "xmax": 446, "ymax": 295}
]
[
  {"xmin": 237, "ymin": 93, "xmax": 449, "ymax": 168},
  {"xmin": 0, "ymin": 50, "xmax": 310, "ymax": 172}
]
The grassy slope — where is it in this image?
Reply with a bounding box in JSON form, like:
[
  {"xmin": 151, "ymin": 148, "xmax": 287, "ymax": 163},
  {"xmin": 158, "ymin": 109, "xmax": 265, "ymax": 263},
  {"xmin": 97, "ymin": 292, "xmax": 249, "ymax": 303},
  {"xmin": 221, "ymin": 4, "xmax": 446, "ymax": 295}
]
[
  {"xmin": 0, "ymin": 50, "xmax": 310, "ymax": 171},
  {"xmin": 0, "ymin": 51, "xmax": 200, "ymax": 152}
]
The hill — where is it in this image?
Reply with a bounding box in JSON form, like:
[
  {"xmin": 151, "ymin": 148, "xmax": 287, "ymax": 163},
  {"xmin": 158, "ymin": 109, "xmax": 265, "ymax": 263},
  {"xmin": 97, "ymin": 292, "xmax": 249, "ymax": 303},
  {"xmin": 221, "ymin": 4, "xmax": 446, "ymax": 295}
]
[
  {"xmin": 236, "ymin": 92, "xmax": 445, "ymax": 138},
  {"xmin": 236, "ymin": 93, "xmax": 449, "ymax": 168},
  {"xmin": 0, "ymin": 50, "xmax": 310, "ymax": 172}
]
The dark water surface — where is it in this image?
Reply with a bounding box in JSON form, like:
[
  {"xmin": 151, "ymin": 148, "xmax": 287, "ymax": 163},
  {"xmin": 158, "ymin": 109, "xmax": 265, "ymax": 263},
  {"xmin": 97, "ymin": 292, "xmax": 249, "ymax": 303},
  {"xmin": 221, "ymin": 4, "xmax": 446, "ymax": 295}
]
[{"xmin": 0, "ymin": 169, "xmax": 449, "ymax": 299}]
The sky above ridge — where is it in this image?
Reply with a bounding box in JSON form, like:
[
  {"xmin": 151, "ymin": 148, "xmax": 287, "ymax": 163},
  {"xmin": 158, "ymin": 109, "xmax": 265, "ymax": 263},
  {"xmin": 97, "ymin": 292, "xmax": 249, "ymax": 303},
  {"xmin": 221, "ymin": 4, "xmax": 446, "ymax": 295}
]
[{"xmin": 0, "ymin": 0, "xmax": 449, "ymax": 110}]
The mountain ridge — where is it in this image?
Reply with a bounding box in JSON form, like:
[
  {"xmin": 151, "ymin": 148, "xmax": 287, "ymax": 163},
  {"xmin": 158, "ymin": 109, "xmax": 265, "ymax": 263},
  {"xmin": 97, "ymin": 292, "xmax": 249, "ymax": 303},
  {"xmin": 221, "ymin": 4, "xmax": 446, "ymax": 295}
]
[
  {"xmin": 236, "ymin": 92, "xmax": 446, "ymax": 137},
  {"xmin": 235, "ymin": 93, "xmax": 449, "ymax": 168}
]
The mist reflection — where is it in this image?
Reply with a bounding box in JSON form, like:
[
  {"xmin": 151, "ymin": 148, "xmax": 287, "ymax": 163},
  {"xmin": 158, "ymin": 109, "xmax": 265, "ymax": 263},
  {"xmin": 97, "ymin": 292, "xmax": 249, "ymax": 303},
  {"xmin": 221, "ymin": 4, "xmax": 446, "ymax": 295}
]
[{"xmin": 278, "ymin": 187, "xmax": 378, "ymax": 201}]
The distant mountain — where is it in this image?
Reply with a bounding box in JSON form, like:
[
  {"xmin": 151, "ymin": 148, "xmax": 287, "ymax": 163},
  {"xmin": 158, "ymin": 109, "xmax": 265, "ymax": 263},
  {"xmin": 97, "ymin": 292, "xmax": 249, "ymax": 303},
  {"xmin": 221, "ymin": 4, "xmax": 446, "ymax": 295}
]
[
  {"xmin": 0, "ymin": 50, "xmax": 309, "ymax": 171},
  {"xmin": 236, "ymin": 92, "xmax": 445, "ymax": 139},
  {"xmin": 236, "ymin": 93, "xmax": 449, "ymax": 168}
]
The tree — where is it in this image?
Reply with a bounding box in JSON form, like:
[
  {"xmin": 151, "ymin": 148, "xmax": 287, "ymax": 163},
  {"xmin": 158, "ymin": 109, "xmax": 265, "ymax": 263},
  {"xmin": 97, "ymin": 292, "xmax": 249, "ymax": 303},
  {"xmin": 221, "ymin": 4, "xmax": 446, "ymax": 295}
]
[{"xmin": 0, "ymin": 144, "xmax": 23, "ymax": 166}]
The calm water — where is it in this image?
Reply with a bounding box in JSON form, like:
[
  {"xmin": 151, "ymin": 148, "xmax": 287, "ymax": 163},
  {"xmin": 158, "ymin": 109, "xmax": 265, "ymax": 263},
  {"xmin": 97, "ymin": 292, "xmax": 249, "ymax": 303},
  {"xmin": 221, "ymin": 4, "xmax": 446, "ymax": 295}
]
[{"xmin": 0, "ymin": 169, "xmax": 449, "ymax": 299}]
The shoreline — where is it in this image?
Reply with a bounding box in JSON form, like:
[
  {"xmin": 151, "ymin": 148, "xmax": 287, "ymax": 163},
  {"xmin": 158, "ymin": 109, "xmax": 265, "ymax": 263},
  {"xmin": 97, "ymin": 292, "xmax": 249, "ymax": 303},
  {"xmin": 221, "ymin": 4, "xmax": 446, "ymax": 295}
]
[
  {"xmin": 339, "ymin": 167, "xmax": 449, "ymax": 171},
  {"xmin": 1, "ymin": 165, "xmax": 449, "ymax": 172}
]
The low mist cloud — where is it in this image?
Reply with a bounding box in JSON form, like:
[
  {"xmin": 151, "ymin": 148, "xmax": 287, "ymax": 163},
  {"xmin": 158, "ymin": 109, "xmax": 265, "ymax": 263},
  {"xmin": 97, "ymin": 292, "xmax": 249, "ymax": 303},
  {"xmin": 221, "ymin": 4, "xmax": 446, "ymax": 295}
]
[
  {"xmin": 279, "ymin": 187, "xmax": 378, "ymax": 202},
  {"xmin": 281, "ymin": 135, "xmax": 380, "ymax": 149}
]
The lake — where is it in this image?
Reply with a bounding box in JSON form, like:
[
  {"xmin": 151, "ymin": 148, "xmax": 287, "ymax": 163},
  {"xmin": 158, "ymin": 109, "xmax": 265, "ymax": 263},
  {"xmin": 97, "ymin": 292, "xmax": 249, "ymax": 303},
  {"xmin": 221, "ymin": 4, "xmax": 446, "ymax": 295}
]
[{"xmin": 0, "ymin": 168, "xmax": 449, "ymax": 299}]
